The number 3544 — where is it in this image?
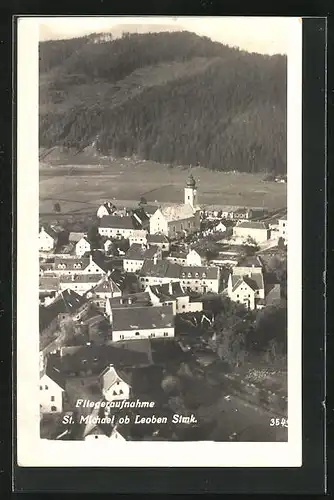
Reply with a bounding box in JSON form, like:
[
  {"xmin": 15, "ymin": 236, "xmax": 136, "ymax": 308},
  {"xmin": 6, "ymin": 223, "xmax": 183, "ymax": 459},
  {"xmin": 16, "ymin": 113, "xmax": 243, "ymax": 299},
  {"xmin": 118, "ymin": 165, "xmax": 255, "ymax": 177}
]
[{"xmin": 270, "ymin": 418, "xmax": 288, "ymax": 427}]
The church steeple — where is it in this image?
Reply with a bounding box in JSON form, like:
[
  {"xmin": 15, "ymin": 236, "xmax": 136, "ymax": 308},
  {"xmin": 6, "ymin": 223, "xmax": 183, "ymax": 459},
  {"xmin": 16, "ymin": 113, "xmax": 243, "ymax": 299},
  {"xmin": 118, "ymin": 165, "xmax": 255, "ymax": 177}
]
[{"xmin": 184, "ymin": 173, "xmax": 197, "ymax": 209}]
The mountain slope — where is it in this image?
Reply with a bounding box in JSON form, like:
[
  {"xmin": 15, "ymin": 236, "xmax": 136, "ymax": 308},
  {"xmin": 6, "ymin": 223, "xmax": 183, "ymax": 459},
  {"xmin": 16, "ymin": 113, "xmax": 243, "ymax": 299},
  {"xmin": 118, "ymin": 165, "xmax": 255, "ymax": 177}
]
[{"xmin": 39, "ymin": 31, "xmax": 287, "ymax": 174}]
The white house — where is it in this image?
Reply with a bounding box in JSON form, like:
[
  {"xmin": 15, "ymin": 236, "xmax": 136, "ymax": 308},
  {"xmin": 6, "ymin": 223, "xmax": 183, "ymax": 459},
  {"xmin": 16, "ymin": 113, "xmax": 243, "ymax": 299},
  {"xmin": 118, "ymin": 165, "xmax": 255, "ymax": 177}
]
[
  {"xmin": 149, "ymin": 175, "xmax": 200, "ymax": 237},
  {"xmin": 98, "ymin": 215, "xmax": 147, "ymax": 240},
  {"xmin": 123, "ymin": 243, "xmax": 162, "ymax": 273},
  {"xmin": 146, "ymin": 282, "xmax": 203, "ymax": 315},
  {"xmin": 53, "ymin": 255, "xmax": 106, "ymax": 276},
  {"xmin": 100, "ymin": 364, "xmax": 131, "ymax": 402},
  {"xmin": 59, "ymin": 273, "xmax": 104, "ymax": 295},
  {"xmin": 39, "ymin": 226, "xmax": 58, "ymax": 251},
  {"xmin": 214, "ymin": 221, "xmax": 227, "ymax": 233},
  {"xmin": 278, "ymin": 217, "xmax": 288, "ymax": 243},
  {"xmin": 227, "ymin": 257, "xmax": 265, "ymax": 310},
  {"xmin": 39, "ymin": 363, "xmax": 65, "ymax": 413},
  {"xmin": 110, "ymin": 304, "xmax": 174, "ymax": 342},
  {"xmin": 146, "ymin": 234, "xmax": 170, "ymax": 253},
  {"xmin": 75, "ymin": 237, "xmax": 91, "ymax": 257},
  {"xmin": 97, "ymin": 201, "xmax": 114, "ymax": 219},
  {"xmin": 129, "ymin": 230, "xmax": 148, "ymax": 246},
  {"xmin": 233, "ymin": 221, "xmax": 270, "ymax": 244},
  {"xmin": 186, "ymin": 249, "xmax": 205, "ymax": 267}
]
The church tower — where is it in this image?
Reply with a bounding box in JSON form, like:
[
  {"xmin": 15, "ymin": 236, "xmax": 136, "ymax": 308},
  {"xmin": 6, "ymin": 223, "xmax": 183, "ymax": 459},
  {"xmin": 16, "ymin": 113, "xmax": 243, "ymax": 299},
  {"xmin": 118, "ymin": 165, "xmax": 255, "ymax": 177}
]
[{"xmin": 184, "ymin": 173, "xmax": 197, "ymax": 209}]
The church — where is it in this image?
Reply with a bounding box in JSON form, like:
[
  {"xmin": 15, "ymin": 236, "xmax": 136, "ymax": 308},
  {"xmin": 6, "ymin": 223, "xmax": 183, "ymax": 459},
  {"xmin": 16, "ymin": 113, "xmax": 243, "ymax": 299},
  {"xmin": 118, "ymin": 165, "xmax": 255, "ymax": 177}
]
[{"xmin": 149, "ymin": 174, "xmax": 201, "ymax": 238}]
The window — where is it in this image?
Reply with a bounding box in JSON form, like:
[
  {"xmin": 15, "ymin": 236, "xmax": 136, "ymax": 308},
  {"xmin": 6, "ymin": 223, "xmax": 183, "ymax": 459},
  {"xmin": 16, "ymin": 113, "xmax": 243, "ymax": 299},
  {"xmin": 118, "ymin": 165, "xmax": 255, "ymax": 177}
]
[
  {"xmin": 237, "ymin": 294, "xmax": 239, "ymax": 298},
  {"xmin": 182, "ymin": 305, "xmax": 186, "ymax": 309},
  {"xmin": 151, "ymin": 333, "xmax": 155, "ymax": 338},
  {"xmin": 135, "ymin": 332, "xmax": 140, "ymax": 336},
  {"xmin": 39, "ymin": 385, "xmax": 42, "ymax": 390},
  {"xmin": 51, "ymin": 396, "xmax": 55, "ymax": 402},
  {"xmin": 45, "ymin": 385, "xmax": 48, "ymax": 390},
  {"xmin": 51, "ymin": 406, "xmax": 57, "ymax": 412},
  {"xmin": 120, "ymin": 335, "xmax": 124, "ymax": 340},
  {"xmin": 113, "ymin": 391, "xmax": 117, "ymax": 396},
  {"xmin": 164, "ymin": 332, "xmax": 169, "ymax": 337},
  {"xmin": 119, "ymin": 389, "xmax": 123, "ymax": 395}
]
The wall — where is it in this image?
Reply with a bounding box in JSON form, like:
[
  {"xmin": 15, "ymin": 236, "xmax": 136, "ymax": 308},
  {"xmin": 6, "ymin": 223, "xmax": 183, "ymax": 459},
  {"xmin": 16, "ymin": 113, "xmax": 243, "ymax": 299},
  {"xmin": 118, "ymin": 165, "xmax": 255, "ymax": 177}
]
[
  {"xmin": 39, "ymin": 375, "xmax": 63, "ymax": 413},
  {"xmin": 123, "ymin": 258, "xmax": 144, "ymax": 273},
  {"xmin": 112, "ymin": 326, "xmax": 174, "ymax": 342},
  {"xmin": 233, "ymin": 226, "xmax": 269, "ymax": 243},
  {"xmin": 103, "ymin": 378, "xmax": 130, "ymax": 402},
  {"xmin": 149, "ymin": 211, "xmax": 169, "ymax": 236},
  {"xmin": 39, "ymin": 232, "xmax": 55, "ymax": 251}
]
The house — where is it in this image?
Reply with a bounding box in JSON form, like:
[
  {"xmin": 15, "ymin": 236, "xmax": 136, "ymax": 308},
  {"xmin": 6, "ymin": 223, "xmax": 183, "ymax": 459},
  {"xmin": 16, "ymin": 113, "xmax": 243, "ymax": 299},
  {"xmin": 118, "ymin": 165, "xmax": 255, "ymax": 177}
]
[
  {"xmin": 68, "ymin": 232, "xmax": 86, "ymax": 244},
  {"xmin": 110, "ymin": 304, "xmax": 174, "ymax": 342},
  {"xmin": 186, "ymin": 248, "xmax": 207, "ymax": 267},
  {"xmin": 278, "ymin": 217, "xmax": 288, "ymax": 243},
  {"xmin": 98, "ymin": 215, "xmax": 147, "ymax": 240},
  {"xmin": 75, "ymin": 237, "xmax": 91, "ymax": 257},
  {"xmin": 146, "ymin": 233, "xmax": 170, "ymax": 253},
  {"xmin": 39, "ymin": 276, "xmax": 60, "ymax": 294},
  {"xmin": 248, "ymin": 208, "xmax": 269, "ymax": 219},
  {"xmin": 146, "ymin": 282, "xmax": 203, "ymax": 315},
  {"xmin": 227, "ymin": 257, "xmax": 265, "ymax": 310},
  {"xmin": 59, "ymin": 273, "xmax": 104, "ymax": 295},
  {"xmin": 166, "ymin": 250, "xmax": 187, "ymax": 266},
  {"xmin": 100, "ymin": 364, "xmax": 132, "ymax": 402},
  {"xmin": 39, "ymin": 288, "xmax": 88, "ymax": 336},
  {"xmin": 38, "ymin": 226, "xmax": 58, "ymax": 251},
  {"xmin": 149, "ymin": 174, "xmax": 201, "ymax": 237},
  {"xmin": 106, "ymin": 292, "xmax": 152, "ymax": 317},
  {"xmin": 53, "ymin": 255, "xmax": 106, "ymax": 276},
  {"xmin": 123, "ymin": 243, "xmax": 162, "ymax": 273},
  {"xmin": 97, "ymin": 201, "xmax": 115, "ymax": 219},
  {"xmin": 129, "ymin": 230, "xmax": 148, "ymax": 246},
  {"xmin": 233, "ymin": 221, "xmax": 270, "ymax": 243},
  {"xmin": 232, "ymin": 207, "xmax": 250, "ymax": 220},
  {"xmin": 85, "ymin": 274, "xmax": 123, "ymax": 310},
  {"xmin": 131, "ymin": 207, "xmax": 150, "ymax": 229},
  {"xmin": 138, "ymin": 260, "xmax": 220, "ymax": 294},
  {"xmin": 39, "ymin": 361, "xmax": 66, "ymax": 413},
  {"xmin": 214, "ymin": 221, "xmax": 227, "ymax": 233}
]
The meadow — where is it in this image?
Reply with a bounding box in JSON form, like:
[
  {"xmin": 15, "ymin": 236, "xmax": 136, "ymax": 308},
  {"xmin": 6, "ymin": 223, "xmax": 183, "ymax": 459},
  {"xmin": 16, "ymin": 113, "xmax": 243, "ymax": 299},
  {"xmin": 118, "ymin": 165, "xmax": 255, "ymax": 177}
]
[{"xmin": 39, "ymin": 158, "xmax": 287, "ymax": 216}]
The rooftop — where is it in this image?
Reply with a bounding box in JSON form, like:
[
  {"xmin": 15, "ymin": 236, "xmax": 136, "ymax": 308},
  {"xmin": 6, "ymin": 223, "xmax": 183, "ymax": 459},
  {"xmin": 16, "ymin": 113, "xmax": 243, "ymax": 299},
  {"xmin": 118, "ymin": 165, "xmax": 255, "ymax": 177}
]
[
  {"xmin": 140, "ymin": 260, "xmax": 181, "ymax": 279},
  {"xmin": 231, "ymin": 272, "xmax": 264, "ymax": 292},
  {"xmin": 147, "ymin": 234, "xmax": 169, "ymax": 244},
  {"xmin": 99, "ymin": 215, "xmax": 142, "ymax": 230},
  {"xmin": 158, "ymin": 203, "xmax": 195, "ymax": 222},
  {"xmin": 235, "ymin": 221, "xmax": 268, "ymax": 230},
  {"xmin": 125, "ymin": 243, "xmax": 160, "ymax": 261},
  {"xmin": 109, "ymin": 291, "xmax": 151, "ymax": 308},
  {"xmin": 54, "ymin": 256, "xmax": 90, "ymax": 270},
  {"xmin": 39, "ymin": 289, "xmax": 87, "ymax": 331},
  {"xmin": 112, "ymin": 305, "xmax": 174, "ymax": 332},
  {"xmin": 68, "ymin": 232, "xmax": 86, "ymax": 243}
]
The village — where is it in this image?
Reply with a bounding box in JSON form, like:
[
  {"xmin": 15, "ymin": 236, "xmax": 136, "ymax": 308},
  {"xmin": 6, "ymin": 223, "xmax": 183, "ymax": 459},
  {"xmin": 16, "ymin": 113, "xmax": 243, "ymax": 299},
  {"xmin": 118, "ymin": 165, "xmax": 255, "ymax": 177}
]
[{"xmin": 39, "ymin": 173, "xmax": 288, "ymax": 442}]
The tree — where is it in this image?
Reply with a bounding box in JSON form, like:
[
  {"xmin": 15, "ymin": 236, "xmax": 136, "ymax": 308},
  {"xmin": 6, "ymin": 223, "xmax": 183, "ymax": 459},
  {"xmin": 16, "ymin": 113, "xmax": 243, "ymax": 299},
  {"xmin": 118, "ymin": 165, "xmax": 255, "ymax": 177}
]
[
  {"xmin": 53, "ymin": 202, "xmax": 61, "ymax": 213},
  {"xmin": 277, "ymin": 237, "xmax": 285, "ymax": 250},
  {"xmin": 139, "ymin": 196, "xmax": 147, "ymax": 205}
]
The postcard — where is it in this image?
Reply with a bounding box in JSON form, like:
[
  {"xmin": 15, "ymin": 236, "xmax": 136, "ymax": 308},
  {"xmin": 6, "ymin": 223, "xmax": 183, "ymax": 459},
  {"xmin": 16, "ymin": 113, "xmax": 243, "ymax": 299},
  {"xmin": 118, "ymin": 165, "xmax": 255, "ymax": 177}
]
[{"xmin": 16, "ymin": 15, "xmax": 302, "ymax": 467}]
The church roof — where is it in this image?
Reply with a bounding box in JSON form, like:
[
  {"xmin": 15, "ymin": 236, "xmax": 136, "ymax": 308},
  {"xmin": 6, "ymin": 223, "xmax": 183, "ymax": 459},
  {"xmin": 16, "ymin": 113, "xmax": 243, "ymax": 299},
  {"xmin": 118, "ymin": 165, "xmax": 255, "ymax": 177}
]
[
  {"xmin": 158, "ymin": 204, "xmax": 195, "ymax": 222},
  {"xmin": 186, "ymin": 174, "xmax": 196, "ymax": 188}
]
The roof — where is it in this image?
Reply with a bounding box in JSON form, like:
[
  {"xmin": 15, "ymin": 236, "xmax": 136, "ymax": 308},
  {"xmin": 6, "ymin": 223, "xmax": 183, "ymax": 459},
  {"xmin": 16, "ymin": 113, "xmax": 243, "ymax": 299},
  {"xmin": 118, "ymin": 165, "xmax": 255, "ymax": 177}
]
[
  {"xmin": 180, "ymin": 266, "xmax": 219, "ymax": 280},
  {"xmin": 235, "ymin": 221, "xmax": 268, "ymax": 230},
  {"xmin": 157, "ymin": 204, "xmax": 195, "ymax": 222},
  {"xmin": 59, "ymin": 274, "xmax": 102, "ymax": 284},
  {"xmin": 147, "ymin": 234, "xmax": 169, "ymax": 244},
  {"xmin": 112, "ymin": 305, "xmax": 174, "ymax": 332},
  {"xmin": 39, "ymin": 276, "xmax": 60, "ymax": 291},
  {"xmin": 125, "ymin": 243, "xmax": 160, "ymax": 261},
  {"xmin": 39, "ymin": 289, "xmax": 87, "ymax": 331},
  {"xmin": 186, "ymin": 173, "xmax": 196, "ymax": 188},
  {"xmin": 265, "ymin": 283, "xmax": 281, "ymax": 304},
  {"xmin": 60, "ymin": 344, "xmax": 152, "ymax": 374},
  {"xmin": 99, "ymin": 215, "xmax": 141, "ymax": 230},
  {"xmin": 41, "ymin": 357, "xmax": 66, "ymax": 389},
  {"xmin": 237, "ymin": 255, "xmax": 263, "ymax": 268},
  {"xmin": 110, "ymin": 292, "xmax": 151, "ymax": 308},
  {"xmin": 69, "ymin": 232, "xmax": 86, "ymax": 243},
  {"xmin": 89, "ymin": 275, "xmax": 122, "ymax": 295},
  {"xmin": 140, "ymin": 260, "xmax": 182, "ymax": 279},
  {"xmin": 54, "ymin": 256, "xmax": 90, "ymax": 270},
  {"xmin": 40, "ymin": 226, "xmax": 59, "ymax": 239},
  {"xmin": 231, "ymin": 272, "xmax": 264, "ymax": 292},
  {"xmin": 150, "ymin": 338, "xmax": 188, "ymax": 365},
  {"xmin": 148, "ymin": 282, "xmax": 187, "ymax": 301}
]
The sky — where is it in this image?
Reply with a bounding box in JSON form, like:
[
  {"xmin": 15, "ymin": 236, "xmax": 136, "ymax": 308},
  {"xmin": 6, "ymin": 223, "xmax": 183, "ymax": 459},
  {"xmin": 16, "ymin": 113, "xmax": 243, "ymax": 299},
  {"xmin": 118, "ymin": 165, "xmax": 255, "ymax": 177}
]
[{"xmin": 38, "ymin": 16, "xmax": 297, "ymax": 55}]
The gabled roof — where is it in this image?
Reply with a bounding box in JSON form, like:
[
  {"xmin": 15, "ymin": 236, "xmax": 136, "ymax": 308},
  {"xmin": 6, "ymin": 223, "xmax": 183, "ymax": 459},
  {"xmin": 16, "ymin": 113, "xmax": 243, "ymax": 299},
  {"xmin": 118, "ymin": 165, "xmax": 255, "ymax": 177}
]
[
  {"xmin": 147, "ymin": 234, "xmax": 169, "ymax": 244},
  {"xmin": 236, "ymin": 221, "xmax": 268, "ymax": 230},
  {"xmin": 40, "ymin": 226, "xmax": 59, "ymax": 240},
  {"xmin": 231, "ymin": 272, "xmax": 264, "ymax": 292},
  {"xmin": 237, "ymin": 255, "xmax": 263, "ymax": 268},
  {"xmin": 180, "ymin": 266, "xmax": 219, "ymax": 280},
  {"xmin": 42, "ymin": 358, "xmax": 66, "ymax": 390},
  {"xmin": 39, "ymin": 289, "xmax": 87, "ymax": 331},
  {"xmin": 59, "ymin": 274, "xmax": 102, "ymax": 284},
  {"xmin": 125, "ymin": 243, "xmax": 160, "ymax": 261},
  {"xmin": 90, "ymin": 274, "xmax": 122, "ymax": 295},
  {"xmin": 112, "ymin": 305, "xmax": 174, "ymax": 332},
  {"xmin": 99, "ymin": 215, "xmax": 142, "ymax": 230}
]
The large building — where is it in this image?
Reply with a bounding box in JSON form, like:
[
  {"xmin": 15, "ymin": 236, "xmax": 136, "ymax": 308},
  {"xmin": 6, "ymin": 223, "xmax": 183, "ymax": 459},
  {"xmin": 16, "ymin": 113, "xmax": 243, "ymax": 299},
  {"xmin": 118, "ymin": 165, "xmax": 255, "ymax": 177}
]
[
  {"xmin": 139, "ymin": 260, "xmax": 220, "ymax": 294},
  {"xmin": 98, "ymin": 215, "xmax": 148, "ymax": 240},
  {"xmin": 149, "ymin": 174, "xmax": 201, "ymax": 238},
  {"xmin": 278, "ymin": 217, "xmax": 288, "ymax": 243},
  {"xmin": 123, "ymin": 243, "xmax": 162, "ymax": 273}
]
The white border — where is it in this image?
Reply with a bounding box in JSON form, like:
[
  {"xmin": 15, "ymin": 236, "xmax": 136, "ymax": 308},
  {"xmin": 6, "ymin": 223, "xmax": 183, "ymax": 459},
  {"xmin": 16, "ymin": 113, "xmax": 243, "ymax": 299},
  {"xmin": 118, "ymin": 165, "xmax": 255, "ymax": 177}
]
[{"xmin": 16, "ymin": 16, "xmax": 302, "ymax": 467}]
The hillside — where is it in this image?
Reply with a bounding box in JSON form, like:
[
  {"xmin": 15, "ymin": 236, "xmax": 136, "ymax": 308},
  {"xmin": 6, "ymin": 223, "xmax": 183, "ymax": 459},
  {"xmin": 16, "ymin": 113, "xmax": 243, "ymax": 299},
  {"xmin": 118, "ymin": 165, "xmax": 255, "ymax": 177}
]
[{"xmin": 39, "ymin": 31, "xmax": 287, "ymax": 174}]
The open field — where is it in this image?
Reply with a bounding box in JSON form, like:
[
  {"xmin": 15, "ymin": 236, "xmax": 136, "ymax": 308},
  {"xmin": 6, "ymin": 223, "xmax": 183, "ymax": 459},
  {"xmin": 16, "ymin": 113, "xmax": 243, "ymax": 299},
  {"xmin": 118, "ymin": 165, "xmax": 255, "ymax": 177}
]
[{"xmin": 40, "ymin": 158, "xmax": 287, "ymax": 215}]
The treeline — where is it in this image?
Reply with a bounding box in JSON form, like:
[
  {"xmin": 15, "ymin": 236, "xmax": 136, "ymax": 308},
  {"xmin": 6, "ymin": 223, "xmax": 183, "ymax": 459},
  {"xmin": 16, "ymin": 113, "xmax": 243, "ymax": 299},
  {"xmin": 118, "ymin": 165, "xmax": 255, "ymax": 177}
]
[{"xmin": 39, "ymin": 31, "xmax": 287, "ymax": 174}]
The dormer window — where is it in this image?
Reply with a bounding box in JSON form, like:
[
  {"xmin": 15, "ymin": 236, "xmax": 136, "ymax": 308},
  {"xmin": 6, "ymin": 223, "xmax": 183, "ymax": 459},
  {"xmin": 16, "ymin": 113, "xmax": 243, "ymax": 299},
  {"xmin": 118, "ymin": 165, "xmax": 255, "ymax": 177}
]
[
  {"xmin": 202, "ymin": 272, "xmax": 207, "ymax": 278},
  {"xmin": 195, "ymin": 272, "xmax": 199, "ymax": 278},
  {"xmin": 187, "ymin": 272, "xmax": 192, "ymax": 278}
]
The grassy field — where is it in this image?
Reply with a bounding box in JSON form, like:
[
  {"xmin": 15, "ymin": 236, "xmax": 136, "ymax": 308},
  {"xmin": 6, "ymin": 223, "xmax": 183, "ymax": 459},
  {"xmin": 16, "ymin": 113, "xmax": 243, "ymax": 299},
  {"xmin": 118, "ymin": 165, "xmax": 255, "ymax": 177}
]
[{"xmin": 40, "ymin": 158, "xmax": 287, "ymax": 215}]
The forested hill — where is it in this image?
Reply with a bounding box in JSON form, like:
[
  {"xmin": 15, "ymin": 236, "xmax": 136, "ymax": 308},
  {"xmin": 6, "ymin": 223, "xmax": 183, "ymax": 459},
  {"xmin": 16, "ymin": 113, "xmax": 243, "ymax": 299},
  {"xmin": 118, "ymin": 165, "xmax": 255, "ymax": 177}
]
[{"xmin": 39, "ymin": 31, "xmax": 287, "ymax": 174}]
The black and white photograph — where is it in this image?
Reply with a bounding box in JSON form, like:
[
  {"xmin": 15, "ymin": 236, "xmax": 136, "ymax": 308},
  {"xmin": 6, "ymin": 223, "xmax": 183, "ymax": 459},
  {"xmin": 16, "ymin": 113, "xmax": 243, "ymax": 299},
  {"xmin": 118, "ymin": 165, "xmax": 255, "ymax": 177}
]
[{"xmin": 16, "ymin": 16, "xmax": 302, "ymax": 467}]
